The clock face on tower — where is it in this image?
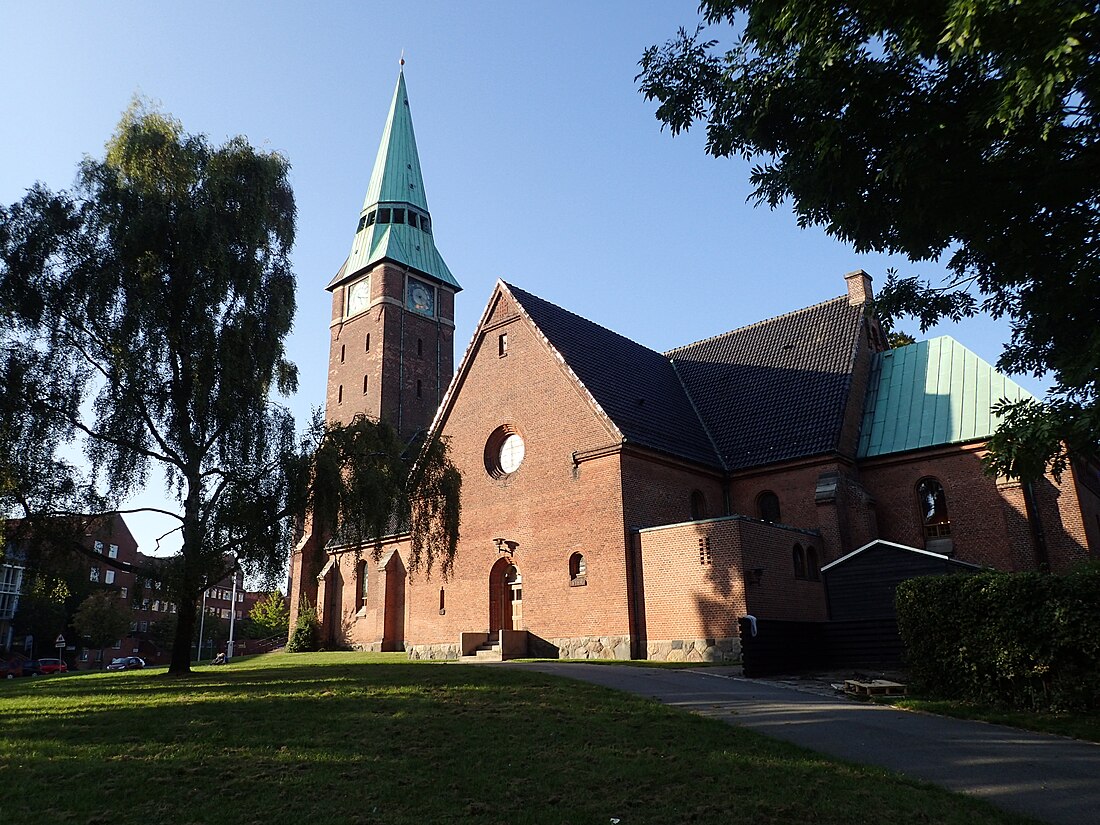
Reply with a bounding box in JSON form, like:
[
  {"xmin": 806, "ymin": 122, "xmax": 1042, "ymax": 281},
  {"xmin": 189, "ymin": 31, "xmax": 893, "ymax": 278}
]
[
  {"xmin": 347, "ymin": 277, "xmax": 370, "ymax": 316},
  {"xmin": 407, "ymin": 277, "xmax": 435, "ymax": 316}
]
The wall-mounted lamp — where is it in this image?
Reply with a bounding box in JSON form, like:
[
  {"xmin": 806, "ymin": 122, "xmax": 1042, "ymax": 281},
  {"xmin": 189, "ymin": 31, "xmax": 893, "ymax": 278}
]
[{"xmin": 493, "ymin": 537, "xmax": 519, "ymax": 555}]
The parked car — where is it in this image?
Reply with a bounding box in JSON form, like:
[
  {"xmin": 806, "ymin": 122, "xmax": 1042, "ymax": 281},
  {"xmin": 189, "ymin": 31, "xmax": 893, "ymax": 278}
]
[
  {"xmin": 20, "ymin": 660, "xmax": 42, "ymax": 676},
  {"xmin": 105, "ymin": 656, "xmax": 145, "ymax": 671},
  {"xmin": 0, "ymin": 660, "xmax": 22, "ymax": 678},
  {"xmin": 37, "ymin": 658, "xmax": 68, "ymax": 675}
]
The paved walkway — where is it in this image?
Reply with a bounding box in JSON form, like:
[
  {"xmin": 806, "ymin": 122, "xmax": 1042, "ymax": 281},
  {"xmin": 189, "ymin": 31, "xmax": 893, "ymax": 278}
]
[{"xmin": 513, "ymin": 663, "xmax": 1100, "ymax": 825}]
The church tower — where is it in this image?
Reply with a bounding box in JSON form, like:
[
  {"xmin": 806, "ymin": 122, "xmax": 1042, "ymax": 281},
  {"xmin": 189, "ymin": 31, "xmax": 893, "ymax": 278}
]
[{"xmin": 325, "ymin": 68, "xmax": 461, "ymax": 439}]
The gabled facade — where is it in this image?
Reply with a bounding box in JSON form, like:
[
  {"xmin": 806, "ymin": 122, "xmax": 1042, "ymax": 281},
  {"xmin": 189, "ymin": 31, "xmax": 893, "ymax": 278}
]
[{"xmin": 287, "ymin": 74, "xmax": 1099, "ymax": 663}]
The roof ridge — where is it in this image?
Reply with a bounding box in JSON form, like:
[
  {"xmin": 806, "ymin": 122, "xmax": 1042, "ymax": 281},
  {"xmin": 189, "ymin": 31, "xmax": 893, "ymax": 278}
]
[{"xmin": 666, "ymin": 294, "xmax": 849, "ymax": 356}]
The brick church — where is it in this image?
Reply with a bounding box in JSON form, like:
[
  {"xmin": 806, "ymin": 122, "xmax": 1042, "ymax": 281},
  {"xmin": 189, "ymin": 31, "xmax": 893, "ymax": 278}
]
[{"xmin": 288, "ymin": 71, "xmax": 1100, "ymax": 662}]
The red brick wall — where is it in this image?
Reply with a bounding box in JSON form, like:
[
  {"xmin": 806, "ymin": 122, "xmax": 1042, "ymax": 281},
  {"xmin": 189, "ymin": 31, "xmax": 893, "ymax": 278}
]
[
  {"xmin": 638, "ymin": 517, "xmax": 827, "ymax": 641},
  {"xmin": 859, "ymin": 444, "xmax": 1090, "ymax": 572},
  {"xmin": 345, "ymin": 288, "xmax": 635, "ymax": 651}
]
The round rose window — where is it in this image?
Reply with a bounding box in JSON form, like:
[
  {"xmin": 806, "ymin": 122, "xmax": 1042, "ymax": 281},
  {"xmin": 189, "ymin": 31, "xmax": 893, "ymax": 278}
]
[{"xmin": 485, "ymin": 425, "xmax": 525, "ymax": 478}]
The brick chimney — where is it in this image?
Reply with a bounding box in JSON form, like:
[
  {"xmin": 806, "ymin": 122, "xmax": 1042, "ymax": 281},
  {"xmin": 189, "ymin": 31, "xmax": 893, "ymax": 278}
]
[{"xmin": 844, "ymin": 269, "xmax": 873, "ymax": 306}]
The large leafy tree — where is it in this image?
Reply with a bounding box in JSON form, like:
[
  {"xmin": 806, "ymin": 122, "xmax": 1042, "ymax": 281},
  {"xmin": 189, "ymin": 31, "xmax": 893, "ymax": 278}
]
[
  {"xmin": 72, "ymin": 590, "xmax": 134, "ymax": 665},
  {"xmin": 0, "ymin": 101, "xmax": 461, "ymax": 674},
  {"xmin": 638, "ymin": 0, "xmax": 1100, "ymax": 479}
]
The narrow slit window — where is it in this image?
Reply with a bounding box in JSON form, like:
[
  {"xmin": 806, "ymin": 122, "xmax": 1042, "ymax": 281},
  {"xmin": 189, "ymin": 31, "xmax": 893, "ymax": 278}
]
[
  {"xmin": 416, "ymin": 379, "xmax": 422, "ymax": 398},
  {"xmin": 340, "ymin": 344, "xmax": 345, "ymax": 363},
  {"xmin": 439, "ymin": 587, "xmax": 445, "ymax": 614},
  {"xmin": 498, "ymin": 332, "xmax": 508, "ymax": 357},
  {"xmin": 793, "ymin": 544, "xmax": 806, "ymax": 579},
  {"xmin": 365, "ymin": 333, "xmax": 371, "ymax": 352},
  {"xmin": 338, "ymin": 385, "xmax": 343, "ymax": 404},
  {"xmin": 362, "ymin": 374, "xmax": 368, "ymax": 394},
  {"xmin": 417, "ymin": 338, "xmax": 423, "ymax": 357}
]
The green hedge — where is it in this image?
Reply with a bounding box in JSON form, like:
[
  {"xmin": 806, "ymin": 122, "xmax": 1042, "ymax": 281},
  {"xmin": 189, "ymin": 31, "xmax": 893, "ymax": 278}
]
[{"xmin": 896, "ymin": 567, "xmax": 1100, "ymax": 712}]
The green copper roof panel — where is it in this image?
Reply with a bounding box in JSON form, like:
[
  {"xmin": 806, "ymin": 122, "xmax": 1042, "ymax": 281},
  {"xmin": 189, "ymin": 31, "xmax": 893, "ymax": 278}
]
[
  {"xmin": 363, "ymin": 72, "xmax": 429, "ymax": 211},
  {"xmin": 858, "ymin": 336, "xmax": 1034, "ymax": 458},
  {"xmin": 340, "ymin": 71, "xmax": 460, "ymax": 291}
]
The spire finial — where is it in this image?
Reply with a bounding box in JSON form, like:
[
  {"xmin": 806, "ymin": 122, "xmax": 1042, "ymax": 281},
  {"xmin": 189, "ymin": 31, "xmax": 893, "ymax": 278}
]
[{"xmin": 399, "ymin": 50, "xmax": 405, "ymax": 68}]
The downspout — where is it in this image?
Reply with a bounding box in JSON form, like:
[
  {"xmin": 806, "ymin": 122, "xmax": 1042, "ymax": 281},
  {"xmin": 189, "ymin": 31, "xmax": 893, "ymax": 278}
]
[{"xmin": 1022, "ymin": 480, "xmax": 1051, "ymax": 572}]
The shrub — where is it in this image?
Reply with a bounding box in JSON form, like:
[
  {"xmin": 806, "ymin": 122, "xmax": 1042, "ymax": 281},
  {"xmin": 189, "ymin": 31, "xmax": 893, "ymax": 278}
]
[
  {"xmin": 896, "ymin": 566, "xmax": 1100, "ymax": 711},
  {"xmin": 286, "ymin": 601, "xmax": 320, "ymax": 653}
]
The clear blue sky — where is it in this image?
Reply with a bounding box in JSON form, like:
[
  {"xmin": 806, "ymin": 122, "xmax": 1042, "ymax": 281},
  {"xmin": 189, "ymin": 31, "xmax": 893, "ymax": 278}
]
[{"xmin": 0, "ymin": 3, "xmax": 1040, "ymax": 557}]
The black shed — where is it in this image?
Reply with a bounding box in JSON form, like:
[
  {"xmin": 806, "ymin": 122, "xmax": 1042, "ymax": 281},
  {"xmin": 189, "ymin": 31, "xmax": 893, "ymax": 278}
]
[{"xmin": 822, "ymin": 540, "xmax": 983, "ymax": 620}]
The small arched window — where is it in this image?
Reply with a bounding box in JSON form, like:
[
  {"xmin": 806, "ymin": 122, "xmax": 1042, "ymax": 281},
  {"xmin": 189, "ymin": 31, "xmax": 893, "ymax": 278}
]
[
  {"xmin": 792, "ymin": 543, "xmax": 806, "ymax": 579},
  {"xmin": 806, "ymin": 546, "xmax": 820, "ymax": 581},
  {"xmin": 690, "ymin": 490, "xmax": 707, "ymax": 520},
  {"xmin": 569, "ymin": 552, "xmax": 587, "ymax": 585},
  {"xmin": 917, "ymin": 478, "xmax": 951, "ymax": 537},
  {"xmin": 356, "ymin": 560, "xmax": 368, "ymax": 606},
  {"xmin": 758, "ymin": 491, "xmax": 781, "ymax": 523}
]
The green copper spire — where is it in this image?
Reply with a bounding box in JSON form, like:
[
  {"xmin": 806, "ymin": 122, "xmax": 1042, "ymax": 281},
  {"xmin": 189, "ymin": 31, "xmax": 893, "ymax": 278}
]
[{"xmin": 342, "ymin": 69, "xmax": 459, "ymax": 290}]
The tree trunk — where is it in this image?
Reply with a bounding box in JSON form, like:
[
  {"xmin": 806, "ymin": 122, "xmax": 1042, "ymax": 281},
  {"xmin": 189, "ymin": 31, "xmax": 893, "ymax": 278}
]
[{"xmin": 169, "ymin": 594, "xmax": 196, "ymax": 674}]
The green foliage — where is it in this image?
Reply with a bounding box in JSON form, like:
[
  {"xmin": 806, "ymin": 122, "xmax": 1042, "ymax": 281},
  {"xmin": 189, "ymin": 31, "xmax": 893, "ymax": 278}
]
[
  {"xmin": 72, "ymin": 590, "xmax": 134, "ymax": 653},
  {"xmin": 896, "ymin": 568, "xmax": 1100, "ymax": 711},
  {"xmin": 639, "ymin": 1, "xmax": 1100, "ymax": 478},
  {"xmin": 299, "ymin": 412, "xmax": 462, "ymax": 578},
  {"xmin": 0, "ymin": 100, "xmax": 462, "ymax": 674},
  {"xmin": 247, "ymin": 591, "xmax": 290, "ymax": 638},
  {"xmin": 286, "ymin": 600, "xmax": 319, "ymax": 653}
]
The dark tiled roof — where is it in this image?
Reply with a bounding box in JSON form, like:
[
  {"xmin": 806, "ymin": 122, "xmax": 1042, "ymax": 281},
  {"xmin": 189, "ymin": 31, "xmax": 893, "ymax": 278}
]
[
  {"xmin": 667, "ymin": 296, "xmax": 865, "ymax": 470},
  {"xmin": 506, "ymin": 284, "xmax": 722, "ymax": 468}
]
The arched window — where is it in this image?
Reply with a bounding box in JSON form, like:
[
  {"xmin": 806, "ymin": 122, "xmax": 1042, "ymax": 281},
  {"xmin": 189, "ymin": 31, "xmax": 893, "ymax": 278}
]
[
  {"xmin": 792, "ymin": 543, "xmax": 806, "ymax": 579},
  {"xmin": 917, "ymin": 478, "xmax": 951, "ymax": 537},
  {"xmin": 758, "ymin": 491, "xmax": 781, "ymax": 523},
  {"xmin": 806, "ymin": 546, "xmax": 820, "ymax": 581},
  {"xmin": 569, "ymin": 552, "xmax": 587, "ymax": 585},
  {"xmin": 690, "ymin": 490, "xmax": 707, "ymax": 520},
  {"xmin": 356, "ymin": 560, "xmax": 368, "ymax": 607}
]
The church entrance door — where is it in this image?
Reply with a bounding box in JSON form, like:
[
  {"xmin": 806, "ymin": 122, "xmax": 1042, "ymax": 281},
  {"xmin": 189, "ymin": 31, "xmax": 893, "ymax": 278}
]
[{"xmin": 488, "ymin": 558, "xmax": 522, "ymax": 633}]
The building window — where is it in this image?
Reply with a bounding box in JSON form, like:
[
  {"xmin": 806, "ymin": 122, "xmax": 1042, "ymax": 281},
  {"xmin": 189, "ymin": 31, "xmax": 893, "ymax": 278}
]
[
  {"xmin": 690, "ymin": 490, "xmax": 707, "ymax": 520},
  {"xmin": 806, "ymin": 546, "xmax": 820, "ymax": 581},
  {"xmin": 120, "ymin": 586, "xmax": 128, "ymax": 599},
  {"xmin": 569, "ymin": 552, "xmax": 587, "ymax": 586},
  {"xmin": 439, "ymin": 587, "xmax": 446, "ymax": 614},
  {"xmin": 498, "ymin": 332, "xmax": 508, "ymax": 357},
  {"xmin": 338, "ymin": 384, "xmax": 343, "ymax": 403},
  {"xmin": 113, "ymin": 639, "xmax": 122, "ymax": 650},
  {"xmin": 89, "ymin": 566, "xmax": 100, "ymax": 583},
  {"xmin": 758, "ymin": 491, "xmax": 781, "ymax": 523},
  {"xmin": 793, "ymin": 544, "xmax": 806, "ymax": 579},
  {"xmin": 917, "ymin": 478, "xmax": 951, "ymax": 537},
  {"xmin": 94, "ymin": 541, "xmax": 103, "ymax": 554},
  {"xmin": 340, "ymin": 344, "xmax": 345, "ymax": 363},
  {"xmin": 105, "ymin": 570, "xmax": 115, "ymax": 585},
  {"xmin": 356, "ymin": 560, "xmax": 368, "ymax": 607},
  {"xmin": 366, "ymin": 333, "xmax": 371, "ymax": 351},
  {"xmin": 485, "ymin": 425, "xmax": 525, "ymax": 478},
  {"xmin": 417, "ymin": 337, "xmax": 423, "ymax": 357},
  {"xmin": 108, "ymin": 544, "xmax": 118, "ymax": 559},
  {"xmin": 94, "ymin": 651, "xmax": 103, "ymax": 663},
  {"xmin": 139, "ymin": 621, "xmax": 148, "ymax": 632},
  {"xmin": 80, "ymin": 650, "xmax": 89, "ymax": 662},
  {"xmin": 363, "ymin": 374, "xmax": 369, "ymax": 394}
]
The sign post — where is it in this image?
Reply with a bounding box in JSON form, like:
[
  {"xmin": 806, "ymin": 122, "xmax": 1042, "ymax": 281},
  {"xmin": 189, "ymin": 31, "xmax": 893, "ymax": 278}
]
[{"xmin": 55, "ymin": 635, "xmax": 65, "ymax": 672}]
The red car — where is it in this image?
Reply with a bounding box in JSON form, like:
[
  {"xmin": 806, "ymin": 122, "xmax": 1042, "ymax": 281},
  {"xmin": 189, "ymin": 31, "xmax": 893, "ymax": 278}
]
[{"xmin": 37, "ymin": 658, "xmax": 68, "ymax": 675}]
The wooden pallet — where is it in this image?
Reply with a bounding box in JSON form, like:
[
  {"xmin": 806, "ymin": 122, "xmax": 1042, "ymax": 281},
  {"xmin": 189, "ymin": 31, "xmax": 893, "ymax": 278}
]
[{"xmin": 844, "ymin": 679, "xmax": 907, "ymax": 697}]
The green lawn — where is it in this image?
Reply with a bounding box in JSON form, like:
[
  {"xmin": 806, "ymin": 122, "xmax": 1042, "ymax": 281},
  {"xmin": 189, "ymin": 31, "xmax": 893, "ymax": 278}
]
[{"xmin": 0, "ymin": 652, "xmax": 1037, "ymax": 825}]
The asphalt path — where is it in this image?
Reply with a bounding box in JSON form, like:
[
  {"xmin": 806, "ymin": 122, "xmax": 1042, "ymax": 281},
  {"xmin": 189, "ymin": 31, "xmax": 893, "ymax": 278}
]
[{"xmin": 512, "ymin": 662, "xmax": 1100, "ymax": 825}]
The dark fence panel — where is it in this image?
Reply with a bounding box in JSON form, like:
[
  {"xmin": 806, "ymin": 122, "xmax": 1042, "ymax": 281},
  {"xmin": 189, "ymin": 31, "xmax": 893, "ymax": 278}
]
[{"xmin": 738, "ymin": 617, "xmax": 904, "ymax": 677}]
